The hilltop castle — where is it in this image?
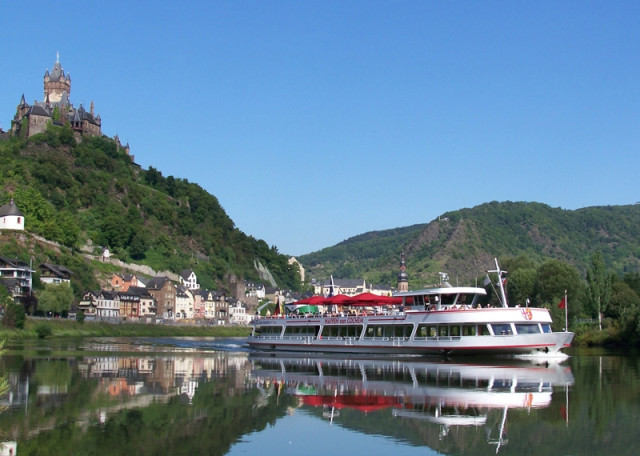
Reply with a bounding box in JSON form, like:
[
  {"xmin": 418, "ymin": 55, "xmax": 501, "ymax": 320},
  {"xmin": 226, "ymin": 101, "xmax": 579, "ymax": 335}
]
[{"xmin": 11, "ymin": 54, "xmax": 102, "ymax": 139}]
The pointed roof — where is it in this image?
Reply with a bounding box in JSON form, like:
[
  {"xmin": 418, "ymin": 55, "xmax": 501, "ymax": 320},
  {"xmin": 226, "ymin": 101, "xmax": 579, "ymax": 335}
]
[
  {"xmin": 40, "ymin": 263, "xmax": 73, "ymax": 279},
  {"xmin": 0, "ymin": 199, "xmax": 23, "ymax": 217}
]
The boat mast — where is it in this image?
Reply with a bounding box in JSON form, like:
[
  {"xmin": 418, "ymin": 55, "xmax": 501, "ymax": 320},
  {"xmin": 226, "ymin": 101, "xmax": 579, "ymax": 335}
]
[{"xmin": 488, "ymin": 258, "xmax": 509, "ymax": 308}]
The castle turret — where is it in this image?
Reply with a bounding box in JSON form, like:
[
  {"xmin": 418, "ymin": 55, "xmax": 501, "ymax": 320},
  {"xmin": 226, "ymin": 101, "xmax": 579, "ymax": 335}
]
[
  {"xmin": 397, "ymin": 252, "xmax": 409, "ymax": 292},
  {"xmin": 44, "ymin": 54, "xmax": 71, "ymax": 103}
]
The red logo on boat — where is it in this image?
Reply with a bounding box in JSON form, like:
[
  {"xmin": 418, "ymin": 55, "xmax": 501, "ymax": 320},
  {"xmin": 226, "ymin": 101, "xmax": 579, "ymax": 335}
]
[{"xmin": 521, "ymin": 308, "xmax": 533, "ymax": 320}]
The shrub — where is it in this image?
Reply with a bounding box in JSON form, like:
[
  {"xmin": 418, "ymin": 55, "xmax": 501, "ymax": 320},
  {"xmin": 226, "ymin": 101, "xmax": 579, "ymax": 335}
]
[{"xmin": 35, "ymin": 322, "xmax": 53, "ymax": 339}]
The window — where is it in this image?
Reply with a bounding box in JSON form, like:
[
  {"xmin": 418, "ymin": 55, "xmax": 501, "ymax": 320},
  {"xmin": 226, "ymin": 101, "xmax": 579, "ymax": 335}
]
[
  {"xmin": 462, "ymin": 325, "xmax": 477, "ymax": 336},
  {"xmin": 541, "ymin": 324, "xmax": 552, "ymax": 333},
  {"xmin": 491, "ymin": 324, "xmax": 513, "ymax": 335},
  {"xmin": 515, "ymin": 324, "xmax": 541, "ymax": 334}
]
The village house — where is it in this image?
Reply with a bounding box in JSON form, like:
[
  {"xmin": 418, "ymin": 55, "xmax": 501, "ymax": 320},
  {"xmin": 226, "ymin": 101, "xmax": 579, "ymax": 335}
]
[
  {"xmin": 78, "ymin": 291, "xmax": 98, "ymax": 317},
  {"xmin": 111, "ymin": 273, "xmax": 144, "ymax": 292},
  {"xmin": 229, "ymin": 300, "xmax": 252, "ymax": 325},
  {"xmin": 119, "ymin": 286, "xmax": 155, "ymax": 320},
  {"xmin": 95, "ymin": 290, "xmax": 120, "ymax": 318},
  {"xmin": 244, "ymin": 281, "xmax": 266, "ymax": 299},
  {"xmin": 179, "ymin": 270, "xmax": 200, "ymax": 290},
  {"xmin": 39, "ymin": 263, "xmax": 72, "ymax": 285},
  {"xmin": 312, "ymin": 278, "xmax": 394, "ymax": 297},
  {"xmin": 192, "ymin": 289, "xmax": 206, "ymax": 319},
  {"xmin": 146, "ymin": 276, "xmax": 176, "ymax": 319},
  {"xmin": 193, "ymin": 289, "xmax": 229, "ymax": 324},
  {"xmin": 0, "ymin": 256, "xmax": 34, "ymax": 299},
  {"xmin": 175, "ymin": 286, "xmax": 195, "ymax": 320}
]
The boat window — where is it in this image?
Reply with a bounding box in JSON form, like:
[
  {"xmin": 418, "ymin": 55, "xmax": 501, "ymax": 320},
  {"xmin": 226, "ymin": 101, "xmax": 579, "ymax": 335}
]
[
  {"xmin": 479, "ymin": 325, "xmax": 491, "ymax": 336},
  {"xmin": 256, "ymin": 325, "xmax": 283, "ymax": 336},
  {"xmin": 440, "ymin": 294, "xmax": 456, "ymax": 305},
  {"xmin": 438, "ymin": 326, "xmax": 449, "ymax": 337},
  {"xmin": 457, "ymin": 294, "xmax": 475, "ymax": 306},
  {"xmin": 416, "ymin": 325, "xmax": 438, "ymax": 338},
  {"xmin": 541, "ymin": 324, "xmax": 552, "ymax": 333},
  {"xmin": 364, "ymin": 324, "xmax": 412, "ymax": 338},
  {"xmin": 515, "ymin": 324, "xmax": 541, "ymax": 334},
  {"xmin": 412, "ymin": 295, "xmax": 425, "ymax": 307},
  {"xmin": 450, "ymin": 325, "xmax": 461, "ymax": 337},
  {"xmin": 322, "ymin": 325, "xmax": 363, "ymax": 338},
  {"xmin": 491, "ymin": 324, "xmax": 513, "ymax": 335},
  {"xmin": 284, "ymin": 325, "xmax": 320, "ymax": 336},
  {"xmin": 462, "ymin": 325, "xmax": 477, "ymax": 336}
]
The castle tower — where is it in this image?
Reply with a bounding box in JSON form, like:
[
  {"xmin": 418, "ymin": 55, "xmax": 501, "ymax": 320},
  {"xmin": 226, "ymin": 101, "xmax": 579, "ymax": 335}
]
[
  {"xmin": 43, "ymin": 53, "xmax": 71, "ymax": 103},
  {"xmin": 397, "ymin": 252, "xmax": 409, "ymax": 292}
]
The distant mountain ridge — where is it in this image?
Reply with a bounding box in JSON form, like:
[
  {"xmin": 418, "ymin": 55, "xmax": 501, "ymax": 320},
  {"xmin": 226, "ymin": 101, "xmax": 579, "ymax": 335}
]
[{"xmin": 299, "ymin": 201, "xmax": 640, "ymax": 287}]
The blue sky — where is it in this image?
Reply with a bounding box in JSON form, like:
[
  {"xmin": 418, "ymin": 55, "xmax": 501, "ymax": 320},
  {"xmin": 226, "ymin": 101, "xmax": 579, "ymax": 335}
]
[{"xmin": 2, "ymin": 1, "xmax": 639, "ymax": 256}]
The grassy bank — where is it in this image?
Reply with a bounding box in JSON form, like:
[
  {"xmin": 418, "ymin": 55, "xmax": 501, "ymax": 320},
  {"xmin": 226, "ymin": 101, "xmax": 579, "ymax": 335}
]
[{"xmin": 0, "ymin": 318, "xmax": 252, "ymax": 340}]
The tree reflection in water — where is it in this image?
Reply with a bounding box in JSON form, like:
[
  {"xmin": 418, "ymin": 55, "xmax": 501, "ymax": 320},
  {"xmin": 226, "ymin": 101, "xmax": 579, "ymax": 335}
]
[{"xmin": 0, "ymin": 341, "xmax": 639, "ymax": 455}]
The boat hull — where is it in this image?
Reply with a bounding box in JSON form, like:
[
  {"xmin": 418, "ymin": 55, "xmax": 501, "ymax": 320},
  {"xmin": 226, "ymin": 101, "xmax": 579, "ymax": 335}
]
[{"xmin": 248, "ymin": 308, "xmax": 574, "ymax": 356}]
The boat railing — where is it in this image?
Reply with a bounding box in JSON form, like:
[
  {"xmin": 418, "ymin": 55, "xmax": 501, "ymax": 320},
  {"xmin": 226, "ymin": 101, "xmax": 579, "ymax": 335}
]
[
  {"xmin": 412, "ymin": 336, "xmax": 462, "ymax": 342},
  {"xmin": 282, "ymin": 335, "xmax": 317, "ymax": 340}
]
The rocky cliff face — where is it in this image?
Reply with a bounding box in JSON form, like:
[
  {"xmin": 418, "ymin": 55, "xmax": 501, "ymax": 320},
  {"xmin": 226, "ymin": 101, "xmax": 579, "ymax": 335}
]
[{"xmin": 254, "ymin": 259, "xmax": 277, "ymax": 288}]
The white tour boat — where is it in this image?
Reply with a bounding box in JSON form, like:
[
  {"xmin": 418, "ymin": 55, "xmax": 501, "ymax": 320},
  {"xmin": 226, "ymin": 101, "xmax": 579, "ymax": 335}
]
[{"xmin": 248, "ymin": 259, "xmax": 574, "ymax": 355}]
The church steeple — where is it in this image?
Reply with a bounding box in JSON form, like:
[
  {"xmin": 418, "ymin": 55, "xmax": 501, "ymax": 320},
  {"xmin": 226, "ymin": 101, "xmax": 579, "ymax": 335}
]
[{"xmin": 397, "ymin": 252, "xmax": 409, "ymax": 292}]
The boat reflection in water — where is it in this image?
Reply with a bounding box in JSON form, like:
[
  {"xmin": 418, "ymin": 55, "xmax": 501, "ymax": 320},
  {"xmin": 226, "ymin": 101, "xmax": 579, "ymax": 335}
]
[{"xmin": 250, "ymin": 354, "xmax": 574, "ymax": 453}]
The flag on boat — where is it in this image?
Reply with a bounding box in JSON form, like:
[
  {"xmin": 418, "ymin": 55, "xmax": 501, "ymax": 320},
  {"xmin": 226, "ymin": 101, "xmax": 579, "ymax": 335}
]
[{"xmin": 558, "ymin": 297, "xmax": 566, "ymax": 309}]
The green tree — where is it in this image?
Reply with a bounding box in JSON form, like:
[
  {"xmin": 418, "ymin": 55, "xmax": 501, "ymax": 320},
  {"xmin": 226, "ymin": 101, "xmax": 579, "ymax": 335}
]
[
  {"xmin": 534, "ymin": 259, "xmax": 583, "ymax": 330},
  {"xmin": 586, "ymin": 251, "xmax": 612, "ymax": 331},
  {"xmin": 607, "ymin": 280, "xmax": 640, "ymax": 323},
  {"xmin": 507, "ymin": 267, "xmax": 537, "ymax": 307},
  {"xmin": 38, "ymin": 283, "xmax": 74, "ymax": 315},
  {"xmin": 3, "ymin": 301, "xmax": 26, "ymax": 329}
]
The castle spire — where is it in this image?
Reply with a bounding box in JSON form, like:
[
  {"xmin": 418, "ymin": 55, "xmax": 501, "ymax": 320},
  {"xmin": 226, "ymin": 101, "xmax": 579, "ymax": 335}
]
[{"xmin": 397, "ymin": 252, "xmax": 409, "ymax": 292}]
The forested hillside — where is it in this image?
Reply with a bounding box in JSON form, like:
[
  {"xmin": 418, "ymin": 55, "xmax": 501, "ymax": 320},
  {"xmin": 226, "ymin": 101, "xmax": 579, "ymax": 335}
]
[
  {"xmin": 300, "ymin": 201, "xmax": 640, "ymax": 287},
  {"xmin": 0, "ymin": 124, "xmax": 300, "ymax": 295}
]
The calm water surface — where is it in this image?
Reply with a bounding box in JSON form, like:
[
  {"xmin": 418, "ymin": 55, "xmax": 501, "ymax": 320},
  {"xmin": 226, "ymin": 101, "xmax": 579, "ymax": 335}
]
[{"xmin": 1, "ymin": 338, "xmax": 638, "ymax": 455}]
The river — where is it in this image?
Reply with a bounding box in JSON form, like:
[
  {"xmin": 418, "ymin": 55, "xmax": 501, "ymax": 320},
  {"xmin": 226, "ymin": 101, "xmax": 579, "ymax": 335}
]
[{"xmin": 0, "ymin": 338, "xmax": 638, "ymax": 455}]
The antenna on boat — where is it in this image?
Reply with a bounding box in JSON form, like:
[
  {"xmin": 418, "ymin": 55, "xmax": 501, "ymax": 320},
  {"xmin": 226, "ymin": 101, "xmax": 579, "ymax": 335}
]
[{"xmin": 487, "ymin": 258, "xmax": 509, "ymax": 308}]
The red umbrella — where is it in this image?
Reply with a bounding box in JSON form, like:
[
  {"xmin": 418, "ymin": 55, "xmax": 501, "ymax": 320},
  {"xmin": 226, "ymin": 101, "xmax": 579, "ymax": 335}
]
[
  {"xmin": 296, "ymin": 295, "xmax": 326, "ymax": 305},
  {"xmin": 347, "ymin": 293, "xmax": 402, "ymax": 306},
  {"xmin": 325, "ymin": 294, "xmax": 351, "ymax": 305}
]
